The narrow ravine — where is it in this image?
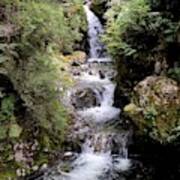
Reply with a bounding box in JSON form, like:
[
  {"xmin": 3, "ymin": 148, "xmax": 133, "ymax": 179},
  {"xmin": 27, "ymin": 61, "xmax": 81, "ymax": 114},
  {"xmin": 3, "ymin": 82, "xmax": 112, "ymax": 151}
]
[{"xmin": 42, "ymin": 4, "xmax": 131, "ymax": 180}]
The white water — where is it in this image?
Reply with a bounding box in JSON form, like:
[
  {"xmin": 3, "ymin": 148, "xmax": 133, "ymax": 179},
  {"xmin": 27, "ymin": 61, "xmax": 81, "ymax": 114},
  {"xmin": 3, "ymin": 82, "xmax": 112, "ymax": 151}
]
[
  {"xmin": 43, "ymin": 4, "xmax": 131, "ymax": 180},
  {"xmin": 88, "ymin": 57, "xmax": 112, "ymax": 63},
  {"xmin": 64, "ymin": 5, "xmax": 130, "ymax": 180},
  {"xmin": 75, "ymin": 71, "xmax": 120, "ymax": 123},
  {"xmin": 84, "ymin": 5, "xmax": 106, "ymax": 58},
  {"xmin": 65, "ymin": 152, "xmax": 112, "ymax": 180}
]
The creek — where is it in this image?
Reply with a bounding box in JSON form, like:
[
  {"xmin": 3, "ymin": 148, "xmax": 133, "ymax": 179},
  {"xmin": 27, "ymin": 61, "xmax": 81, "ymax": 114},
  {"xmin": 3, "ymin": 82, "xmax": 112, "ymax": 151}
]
[{"xmin": 39, "ymin": 3, "xmax": 131, "ymax": 180}]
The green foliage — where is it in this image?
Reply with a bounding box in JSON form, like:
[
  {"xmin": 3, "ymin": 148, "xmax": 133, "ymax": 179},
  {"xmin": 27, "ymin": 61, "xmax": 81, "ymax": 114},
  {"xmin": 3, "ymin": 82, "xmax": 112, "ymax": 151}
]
[
  {"xmin": 0, "ymin": 0, "xmax": 86, "ymax": 139},
  {"xmin": 90, "ymin": 0, "xmax": 108, "ymax": 18},
  {"xmin": 103, "ymin": 0, "xmax": 179, "ymax": 65},
  {"xmin": 0, "ymin": 0, "xmax": 87, "ymax": 174},
  {"xmin": 9, "ymin": 123, "xmax": 22, "ymax": 138},
  {"xmin": 168, "ymin": 67, "xmax": 180, "ymax": 83},
  {"xmin": 0, "ymin": 95, "xmax": 15, "ymax": 122},
  {"xmin": 0, "ymin": 126, "xmax": 8, "ymax": 140},
  {"xmin": 0, "ymin": 95, "xmax": 23, "ymax": 140},
  {"xmin": 13, "ymin": 0, "xmax": 86, "ymax": 55},
  {"xmin": 144, "ymin": 106, "xmax": 158, "ymax": 124},
  {"xmin": 0, "ymin": 0, "xmax": 86, "ymax": 176},
  {"xmin": 148, "ymin": 0, "xmax": 180, "ymax": 15},
  {"xmin": 103, "ymin": 0, "xmax": 150, "ymax": 58},
  {"xmin": 0, "ymin": 43, "xmax": 18, "ymax": 64},
  {"xmin": 7, "ymin": 50, "xmax": 69, "ymax": 142}
]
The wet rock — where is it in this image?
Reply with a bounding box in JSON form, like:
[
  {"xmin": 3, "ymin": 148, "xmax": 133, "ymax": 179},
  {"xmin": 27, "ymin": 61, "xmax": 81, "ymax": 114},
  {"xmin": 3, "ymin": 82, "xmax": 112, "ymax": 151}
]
[
  {"xmin": 90, "ymin": 0, "xmax": 108, "ymax": 23},
  {"xmin": 41, "ymin": 163, "xmax": 48, "ymax": 170},
  {"xmin": 71, "ymin": 61, "xmax": 81, "ymax": 67},
  {"xmin": 64, "ymin": 152, "xmax": 73, "ymax": 158},
  {"xmin": 124, "ymin": 76, "xmax": 180, "ymax": 143},
  {"xmin": 99, "ymin": 70, "xmax": 105, "ymax": 79},
  {"xmin": 71, "ymin": 87, "xmax": 100, "ymax": 109},
  {"xmin": 14, "ymin": 141, "xmax": 39, "ymax": 168}
]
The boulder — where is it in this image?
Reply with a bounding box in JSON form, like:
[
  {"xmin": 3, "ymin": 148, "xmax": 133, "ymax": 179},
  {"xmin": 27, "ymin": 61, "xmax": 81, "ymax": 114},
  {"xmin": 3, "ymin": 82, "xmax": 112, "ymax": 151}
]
[
  {"xmin": 124, "ymin": 76, "xmax": 180, "ymax": 143},
  {"xmin": 71, "ymin": 87, "xmax": 100, "ymax": 109}
]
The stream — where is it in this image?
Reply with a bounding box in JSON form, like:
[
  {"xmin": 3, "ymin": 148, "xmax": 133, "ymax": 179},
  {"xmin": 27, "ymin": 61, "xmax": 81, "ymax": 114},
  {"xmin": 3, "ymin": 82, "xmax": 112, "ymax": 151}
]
[{"xmin": 39, "ymin": 4, "xmax": 131, "ymax": 180}]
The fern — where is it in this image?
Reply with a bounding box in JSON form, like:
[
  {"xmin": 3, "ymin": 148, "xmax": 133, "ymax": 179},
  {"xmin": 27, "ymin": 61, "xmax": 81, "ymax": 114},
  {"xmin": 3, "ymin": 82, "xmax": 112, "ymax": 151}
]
[{"xmin": 103, "ymin": 0, "xmax": 150, "ymax": 58}]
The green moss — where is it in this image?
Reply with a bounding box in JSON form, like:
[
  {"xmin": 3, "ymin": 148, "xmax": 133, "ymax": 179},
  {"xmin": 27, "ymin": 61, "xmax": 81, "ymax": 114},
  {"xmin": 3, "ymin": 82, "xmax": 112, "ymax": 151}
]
[
  {"xmin": 0, "ymin": 171, "xmax": 16, "ymax": 180},
  {"xmin": 125, "ymin": 76, "xmax": 180, "ymax": 143},
  {"xmin": 9, "ymin": 123, "xmax": 22, "ymax": 138},
  {"xmin": 168, "ymin": 67, "xmax": 180, "ymax": 83}
]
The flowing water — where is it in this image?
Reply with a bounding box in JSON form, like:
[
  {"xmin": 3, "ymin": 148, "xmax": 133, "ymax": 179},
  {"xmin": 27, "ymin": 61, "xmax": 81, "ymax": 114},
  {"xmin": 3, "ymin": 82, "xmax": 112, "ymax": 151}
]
[{"xmin": 41, "ymin": 4, "xmax": 131, "ymax": 180}]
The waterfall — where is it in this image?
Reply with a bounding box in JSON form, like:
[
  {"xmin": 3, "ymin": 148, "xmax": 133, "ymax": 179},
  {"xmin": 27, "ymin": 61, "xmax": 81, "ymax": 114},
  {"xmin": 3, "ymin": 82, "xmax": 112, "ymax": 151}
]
[
  {"xmin": 84, "ymin": 5, "xmax": 105, "ymax": 58},
  {"xmin": 42, "ymin": 4, "xmax": 131, "ymax": 180}
]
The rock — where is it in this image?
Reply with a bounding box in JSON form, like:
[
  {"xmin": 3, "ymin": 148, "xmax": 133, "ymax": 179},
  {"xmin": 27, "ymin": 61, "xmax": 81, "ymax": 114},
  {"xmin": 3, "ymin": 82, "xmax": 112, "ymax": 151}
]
[
  {"xmin": 124, "ymin": 103, "xmax": 140, "ymax": 114},
  {"xmin": 64, "ymin": 51, "xmax": 87, "ymax": 65},
  {"xmin": 16, "ymin": 168, "xmax": 26, "ymax": 177},
  {"xmin": 13, "ymin": 141, "xmax": 37, "ymax": 168},
  {"xmin": 90, "ymin": 0, "xmax": 107, "ymax": 22},
  {"xmin": 71, "ymin": 61, "xmax": 81, "ymax": 67},
  {"xmin": 41, "ymin": 163, "xmax": 48, "ymax": 170},
  {"xmin": 71, "ymin": 87, "xmax": 100, "ymax": 109},
  {"xmin": 124, "ymin": 76, "xmax": 180, "ymax": 143},
  {"xmin": 99, "ymin": 70, "xmax": 105, "ymax": 79},
  {"xmin": 64, "ymin": 152, "xmax": 73, "ymax": 158},
  {"xmin": 16, "ymin": 169, "xmax": 22, "ymax": 177},
  {"xmin": 32, "ymin": 165, "xmax": 39, "ymax": 171}
]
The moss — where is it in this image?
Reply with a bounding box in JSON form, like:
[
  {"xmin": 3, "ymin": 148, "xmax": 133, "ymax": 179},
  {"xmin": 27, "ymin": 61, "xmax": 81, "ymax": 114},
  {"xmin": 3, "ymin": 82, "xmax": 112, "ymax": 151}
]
[
  {"xmin": 125, "ymin": 76, "xmax": 180, "ymax": 143},
  {"xmin": 124, "ymin": 103, "xmax": 140, "ymax": 114},
  {"xmin": 9, "ymin": 123, "xmax": 22, "ymax": 138},
  {"xmin": 0, "ymin": 171, "xmax": 16, "ymax": 180}
]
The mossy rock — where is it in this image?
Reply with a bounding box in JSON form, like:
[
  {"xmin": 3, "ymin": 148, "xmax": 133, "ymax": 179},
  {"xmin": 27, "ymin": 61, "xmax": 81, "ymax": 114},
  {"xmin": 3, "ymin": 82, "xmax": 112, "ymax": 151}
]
[{"xmin": 124, "ymin": 76, "xmax": 180, "ymax": 143}]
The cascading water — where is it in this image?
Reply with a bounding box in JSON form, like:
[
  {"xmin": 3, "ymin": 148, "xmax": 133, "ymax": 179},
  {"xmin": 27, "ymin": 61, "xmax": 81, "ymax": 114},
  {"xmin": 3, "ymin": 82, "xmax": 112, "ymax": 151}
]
[
  {"xmin": 84, "ymin": 5, "xmax": 105, "ymax": 58},
  {"xmin": 42, "ymin": 3, "xmax": 131, "ymax": 180}
]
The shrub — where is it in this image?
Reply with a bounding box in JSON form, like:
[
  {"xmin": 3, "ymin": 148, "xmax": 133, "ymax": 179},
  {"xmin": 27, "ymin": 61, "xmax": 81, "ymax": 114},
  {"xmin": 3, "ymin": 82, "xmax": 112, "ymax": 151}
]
[
  {"xmin": 168, "ymin": 67, "xmax": 180, "ymax": 83},
  {"xmin": 103, "ymin": 0, "xmax": 179, "ymax": 65},
  {"xmin": 0, "ymin": 95, "xmax": 15, "ymax": 122},
  {"xmin": 0, "ymin": 0, "xmax": 87, "ymax": 175},
  {"xmin": 1, "ymin": 0, "xmax": 86, "ymax": 138},
  {"xmin": 14, "ymin": 0, "xmax": 86, "ymax": 56},
  {"xmin": 103, "ymin": 0, "xmax": 149, "ymax": 57}
]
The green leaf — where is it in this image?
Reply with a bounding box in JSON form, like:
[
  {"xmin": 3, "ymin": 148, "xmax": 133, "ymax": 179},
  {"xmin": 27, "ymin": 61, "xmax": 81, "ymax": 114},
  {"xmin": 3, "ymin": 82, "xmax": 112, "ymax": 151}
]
[
  {"xmin": 9, "ymin": 123, "xmax": 22, "ymax": 138},
  {"xmin": 0, "ymin": 125, "xmax": 8, "ymax": 140}
]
